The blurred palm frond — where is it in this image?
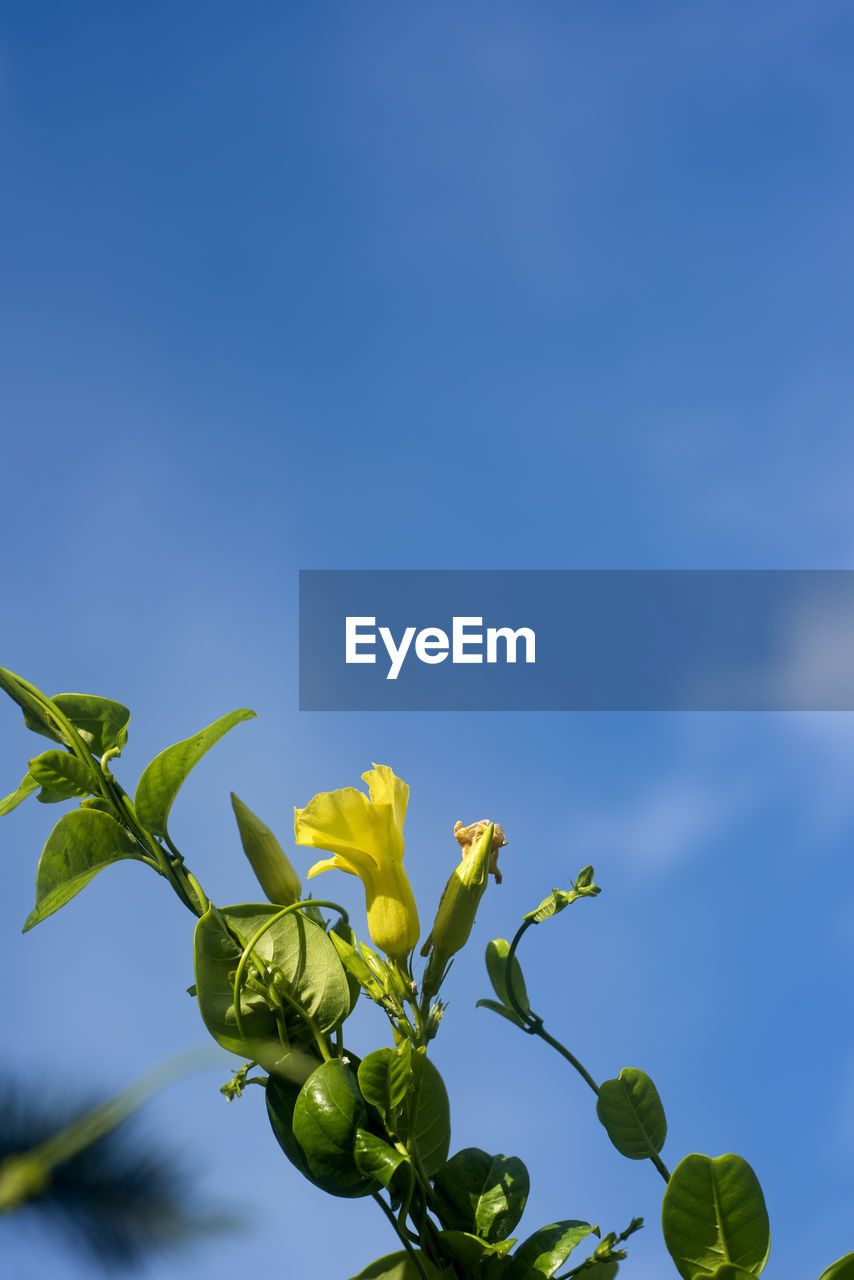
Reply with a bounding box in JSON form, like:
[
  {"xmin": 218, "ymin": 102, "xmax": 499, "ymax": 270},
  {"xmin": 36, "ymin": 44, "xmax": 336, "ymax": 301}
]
[{"xmin": 0, "ymin": 1079, "xmax": 234, "ymax": 1268}]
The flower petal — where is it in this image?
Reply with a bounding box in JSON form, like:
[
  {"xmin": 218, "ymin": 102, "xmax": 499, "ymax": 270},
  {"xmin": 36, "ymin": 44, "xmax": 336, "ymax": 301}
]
[
  {"xmin": 307, "ymin": 854, "xmax": 360, "ymax": 880},
  {"xmin": 294, "ymin": 785, "xmax": 383, "ymax": 870},
  {"xmin": 362, "ymin": 764, "xmax": 408, "ymax": 861}
]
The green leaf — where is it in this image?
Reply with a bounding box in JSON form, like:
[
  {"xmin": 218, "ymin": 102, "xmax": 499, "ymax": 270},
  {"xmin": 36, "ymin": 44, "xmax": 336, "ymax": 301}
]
[
  {"xmin": 28, "ymin": 750, "xmax": 94, "ymax": 800},
  {"xmin": 347, "ymin": 1250, "xmax": 452, "ymax": 1280},
  {"xmin": 24, "ymin": 692, "xmax": 131, "ymax": 755},
  {"xmin": 411, "ymin": 1054, "xmax": 451, "ymax": 1178},
  {"xmin": 476, "ymin": 998, "xmax": 527, "ymax": 1029},
  {"xmin": 0, "ymin": 667, "xmax": 56, "ymax": 736},
  {"xmin": 523, "ymin": 867, "xmax": 600, "ymax": 924},
  {"xmin": 439, "ymin": 1230, "xmax": 515, "ymax": 1273},
  {"xmin": 585, "ymin": 1263, "xmax": 619, "ymax": 1280},
  {"xmin": 662, "ymin": 1153, "xmax": 770, "ymax": 1279},
  {"xmin": 79, "ymin": 796, "xmax": 116, "ymax": 815},
  {"xmin": 486, "ymin": 939, "xmax": 530, "ymax": 1015},
  {"xmin": 358, "ymin": 1043, "xmax": 413, "ymax": 1121},
  {"xmin": 432, "ymin": 1147, "xmax": 529, "ymax": 1243},
  {"xmin": 24, "ymin": 809, "xmax": 141, "ymax": 931},
  {"xmin": 193, "ymin": 904, "xmax": 351, "ymax": 1062},
  {"xmin": 707, "ymin": 1269, "xmax": 758, "ymax": 1280},
  {"xmin": 596, "ymin": 1068, "xmax": 667, "ymax": 1160},
  {"xmin": 507, "ymin": 1220, "xmax": 597, "ymax": 1279},
  {"xmin": 135, "ymin": 708, "xmax": 256, "ymax": 838},
  {"xmin": 819, "ymin": 1255, "xmax": 854, "ymax": 1280},
  {"xmin": 354, "ymin": 1129, "xmax": 410, "ymax": 1191},
  {"xmin": 267, "ymin": 1072, "xmax": 329, "ymax": 1189},
  {"xmin": 0, "ymin": 773, "xmax": 38, "ymax": 817},
  {"xmin": 291, "ymin": 1059, "xmax": 377, "ymax": 1197}
]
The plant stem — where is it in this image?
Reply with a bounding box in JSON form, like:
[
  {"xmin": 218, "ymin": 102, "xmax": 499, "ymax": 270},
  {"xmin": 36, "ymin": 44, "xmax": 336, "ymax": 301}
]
[
  {"xmin": 505, "ymin": 917, "xmax": 670, "ymax": 1186},
  {"xmin": 527, "ymin": 1019, "xmax": 600, "ymax": 1097},
  {"xmin": 372, "ymin": 1192, "xmax": 430, "ymax": 1280}
]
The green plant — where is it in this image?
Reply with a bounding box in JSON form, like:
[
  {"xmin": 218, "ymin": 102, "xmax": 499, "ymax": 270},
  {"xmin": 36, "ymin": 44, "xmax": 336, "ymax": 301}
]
[{"xmin": 1, "ymin": 666, "xmax": 851, "ymax": 1279}]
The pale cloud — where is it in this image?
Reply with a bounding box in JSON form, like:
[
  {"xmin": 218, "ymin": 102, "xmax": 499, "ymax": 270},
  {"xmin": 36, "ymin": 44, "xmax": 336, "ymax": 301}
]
[{"xmin": 565, "ymin": 773, "xmax": 746, "ymax": 870}]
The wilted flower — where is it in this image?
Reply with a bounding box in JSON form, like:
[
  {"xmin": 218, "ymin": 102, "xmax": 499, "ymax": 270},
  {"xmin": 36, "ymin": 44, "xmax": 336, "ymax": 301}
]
[{"xmin": 421, "ymin": 819, "xmax": 507, "ymax": 959}]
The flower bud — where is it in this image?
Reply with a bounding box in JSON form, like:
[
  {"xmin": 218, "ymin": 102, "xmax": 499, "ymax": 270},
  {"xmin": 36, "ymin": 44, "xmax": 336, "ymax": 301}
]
[
  {"xmin": 231, "ymin": 793, "xmax": 302, "ymax": 906},
  {"xmin": 421, "ymin": 819, "xmax": 507, "ymax": 959}
]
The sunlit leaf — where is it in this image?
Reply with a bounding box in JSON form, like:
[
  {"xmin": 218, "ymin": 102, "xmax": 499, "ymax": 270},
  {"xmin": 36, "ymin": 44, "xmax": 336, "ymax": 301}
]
[
  {"xmin": 662, "ymin": 1153, "xmax": 770, "ymax": 1279},
  {"xmin": 432, "ymin": 1147, "xmax": 529, "ymax": 1243},
  {"xmin": 524, "ymin": 867, "xmax": 600, "ymax": 923},
  {"xmin": 485, "ymin": 939, "xmax": 529, "ymax": 1015},
  {"xmin": 0, "ymin": 773, "xmax": 38, "ymax": 817},
  {"xmin": 135, "ymin": 708, "xmax": 255, "ymax": 838},
  {"xmin": 819, "ymin": 1254, "xmax": 854, "ymax": 1280},
  {"xmin": 291, "ymin": 1060, "xmax": 376, "ymax": 1197},
  {"xmin": 193, "ymin": 905, "xmax": 350, "ymax": 1063},
  {"xmin": 24, "ymin": 809, "xmax": 141, "ymax": 931},
  {"xmin": 507, "ymin": 1220, "xmax": 597, "ymax": 1278},
  {"xmin": 596, "ymin": 1068, "xmax": 667, "ymax": 1160},
  {"xmin": 28, "ymin": 750, "xmax": 94, "ymax": 800}
]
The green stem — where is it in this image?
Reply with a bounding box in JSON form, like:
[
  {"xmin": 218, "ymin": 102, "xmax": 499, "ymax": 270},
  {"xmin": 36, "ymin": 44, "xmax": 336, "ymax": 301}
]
[
  {"xmin": 231, "ymin": 900, "xmax": 350, "ymax": 1056},
  {"xmin": 528, "ymin": 1020, "xmax": 600, "ymax": 1097},
  {"xmin": 372, "ymin": 1192, "xmax": 430, "ymax": 1280},
  {"xmin": 1, "ymin": 670, "xmax": 100, "ymax": 783},
  {"xmin": 506, "ymin": 920, "xmax": 670, "ymax": 1185}
]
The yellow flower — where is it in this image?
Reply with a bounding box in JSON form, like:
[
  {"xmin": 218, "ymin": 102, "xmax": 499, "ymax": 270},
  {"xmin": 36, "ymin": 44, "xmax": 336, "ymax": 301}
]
[{"xmin": 294, "ymin": 764, "xmax": 420, "ymax": 959}]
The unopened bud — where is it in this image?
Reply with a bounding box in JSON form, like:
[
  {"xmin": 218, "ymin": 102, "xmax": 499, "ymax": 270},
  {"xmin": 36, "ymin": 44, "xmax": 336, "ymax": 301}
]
[
  {"xmin": 421, "ymin": 820, "xmax": 507, "ymax": 959},
  {"xmin": 231, "ymin": 793, "xmax": 302, "ymax": 906}
]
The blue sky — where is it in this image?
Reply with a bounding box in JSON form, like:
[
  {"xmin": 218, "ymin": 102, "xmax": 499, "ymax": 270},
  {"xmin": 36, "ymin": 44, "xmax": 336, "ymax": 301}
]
[{"xmin": 2, "ymin": 3, "xmax": 854, "ymax": 1277}]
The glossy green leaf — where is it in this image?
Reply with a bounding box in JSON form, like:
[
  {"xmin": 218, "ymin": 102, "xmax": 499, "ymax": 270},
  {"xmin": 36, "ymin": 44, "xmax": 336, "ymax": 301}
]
[
  {"xmin": 707, "ymin": 1269, "xmax": 758, "ymax": 1280},
  {"xmin": 292, "ymin": 1059, "xmax": 376, "ymax": 1197},
  {"xmin": 486, "ymin": 938, "xmax": 530, "ymax": 1015},
  {"xmin": 596, "ymin": 1068, "xmax": 667, "ymax": 1160},
  {"xmin": 266, "ymin": 1072, "xmax": 325, "ymax": 1187},
  {"xmin": 524, "ymin": 867, "xmax": 600, "ymax": 923},
  {"xmin": 24, "ymin": 809, "xmax": 141, "ymax": 931},
  {"xmin": 439, "ymin": 1230, "xmax": 515, "ymax": 1273},
  {"xmin": 193, "ymin": 904, "xmax": 351, "ymax": 1062},
  {"xmin": 347, "ymin": 1250, "xmax": 452, "ymax": 1280},
  {"xmin": 23, "ymin": 692, "xmax": 131, "ymax": 756},
  {"xmin": 135, "ymin": 708, "xmax": 256, "ymax": 837},
  {"xmin": 79, "ymin": 796, "xmax": 116, "ymax": 815},
  {"xmin": 411, "ymin": 1054, "xmax": 451, "ymax": 1177},
  {"xmin": 819, "ymin": 1254, "xmax": 854, "ymax": 1280},
  {"xmin": 358, "ymin": 1043, "xmax": 413, "ymax": 1121},
  {"xmin": 433, "ymin": 1147, "xmax": 529, "ymax": 1242},
  {"xmin": 585, "ymin": 1263, "xmax": 618, "ymax": 1280},
  {"xmin": 266, "ymin": 1063, "xmax": 351, "ymax": 1185},
  {"xmin": 0, "ymin": 773, "xmax": 38, "ymax": 817},
  {"xmin": 28, "ymin": 750, "xmax": 94, "ymax": 800},
  {"xmin": 662, "ymin": 1153, "xmax": 770, "ymax": 1279},
  {"xmin": 507, "ymin": 1220, "xmax": 597, "ymax": 1279},
  {"xmin": 354, "ymin": 1129, "xmax": 410, "ymax": 1190},
  {"xmin": 476, "ymin": 998, "xmax": 527, "ymax": 1028}
]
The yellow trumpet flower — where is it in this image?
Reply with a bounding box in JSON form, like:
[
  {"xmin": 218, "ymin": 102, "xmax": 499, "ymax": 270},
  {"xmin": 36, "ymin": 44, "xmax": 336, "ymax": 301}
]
[{"xmin": 293, "ymin": 764, "xmax": 420, "ymax": 959}]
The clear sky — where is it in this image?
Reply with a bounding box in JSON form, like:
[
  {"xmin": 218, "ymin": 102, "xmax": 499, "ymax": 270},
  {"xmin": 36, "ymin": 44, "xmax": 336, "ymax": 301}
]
[{"xmin": 2, "ymin": 4, "xmax": 854, "ymax": 1278}]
